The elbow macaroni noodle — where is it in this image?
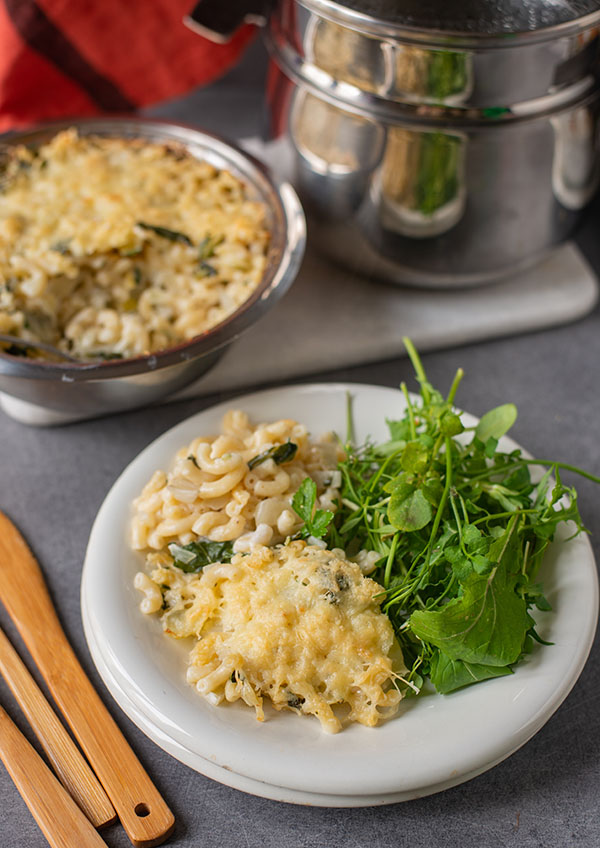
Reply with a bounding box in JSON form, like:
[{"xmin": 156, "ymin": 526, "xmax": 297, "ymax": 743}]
[
  {"xmin": 131, "ymin": 410, "xmax": 342, "ymax": 553},
  {"xmin": 132, "ymin": 411, "xmax": 404, "ymax": 732}
]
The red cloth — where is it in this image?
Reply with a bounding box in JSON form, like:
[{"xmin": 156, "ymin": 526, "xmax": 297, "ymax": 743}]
[{"xmin": 0, "ymin": 0, "xmax": 254, "ymax": 132}]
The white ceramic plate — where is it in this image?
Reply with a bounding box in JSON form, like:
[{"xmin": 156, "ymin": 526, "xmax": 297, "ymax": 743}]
[{"xmin": 81, "ymin": 383, "xmax": 599, "ymax": 806}]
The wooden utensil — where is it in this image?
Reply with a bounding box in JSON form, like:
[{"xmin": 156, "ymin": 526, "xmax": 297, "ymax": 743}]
[
  {"xmin": 0, "ymin": 511, "xmax": 175, "ymax": 848},
  {"xmin": 0, "ymin": 624, "xmax": 116, "ymax": 828},
  {"xmin": 0, "ymin": 704, "xmax": 109, "ymax": 848}
]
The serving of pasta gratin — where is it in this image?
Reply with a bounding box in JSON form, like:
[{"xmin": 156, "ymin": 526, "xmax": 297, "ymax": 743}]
[{"xmin": 132, "ymin": 411, "xmax": 404, "ymax": 733}]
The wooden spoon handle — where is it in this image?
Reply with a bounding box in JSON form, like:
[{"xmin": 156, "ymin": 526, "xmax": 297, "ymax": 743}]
[
  {"xmin": 0, "ymin": 512, "xmax": 175, "ymax": 848},
  {"xmin": 0, "ymin": 705, "xmax": 109, "ymax": 848},
  {"xmin": 0, "ymin": 626, "xmax": 116, "ymax": 828}
]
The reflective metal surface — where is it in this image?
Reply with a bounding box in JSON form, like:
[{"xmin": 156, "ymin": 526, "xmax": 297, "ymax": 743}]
[
  {"xmin": 264, "ymin": 0, "xmax": 600, "ymax": 286},
  {"xmin": 0, "ymin": 118, "xmax": 306, "ymax": 414}
]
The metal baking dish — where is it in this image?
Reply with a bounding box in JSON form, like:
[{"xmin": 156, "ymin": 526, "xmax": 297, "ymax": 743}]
[
  {"xmin": 0, "ymin": 117, "xmax": 305, "ymax": 416},
  {"xmin": 188, "ymin": 0, "xmax": 600, "ymax": 287}
]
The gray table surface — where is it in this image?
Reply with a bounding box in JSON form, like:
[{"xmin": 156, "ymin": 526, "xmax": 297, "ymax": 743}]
[{"xmin": 1, "ymin": 41, "xmax": 600, "ymax": 848}]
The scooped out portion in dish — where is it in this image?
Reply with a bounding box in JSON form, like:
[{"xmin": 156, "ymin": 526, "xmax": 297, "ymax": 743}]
[
  {"xmin": 131, "ymin": 409, "xmax": 405, "ymax": 733},
  {"xmin": 0, "ymin": 129, "xmax": 270, "ymax": 361}
]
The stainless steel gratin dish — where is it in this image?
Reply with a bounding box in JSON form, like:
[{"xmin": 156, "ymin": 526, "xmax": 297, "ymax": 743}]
[{"xmin": 0, "ymin": 117, "xmax": 306, "ymax": 417}]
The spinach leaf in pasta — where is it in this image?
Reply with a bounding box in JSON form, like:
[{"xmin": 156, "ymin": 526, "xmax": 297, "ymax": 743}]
[
  {"xmin": 136, "ymin": 221, "xmax": 193, "ymax": 246},
  {"xmin": 168, "ymin": 539, "xmax": 234, "ymax": 573},
  {"xmin": 248, "ymin": 441, "xmax": 298, "ymax": 470}
]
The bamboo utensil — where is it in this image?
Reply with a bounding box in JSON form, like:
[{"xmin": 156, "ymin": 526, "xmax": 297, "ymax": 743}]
[
  {"xmin": 0, "ymin": 511, "xmax": 175, "ymax": 848},
  {"xmin": 0, "ymin": 704, "xmax": 109, "ymax": 848},
  {"xmin": 0, "ymin": 624, "xmax": 116, "ymax": 828}
]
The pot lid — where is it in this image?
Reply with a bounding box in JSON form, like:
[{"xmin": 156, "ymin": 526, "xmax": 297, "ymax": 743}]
[{"xmin": 325, "ymin": 0, "xmax": 600, "ymax": 34}]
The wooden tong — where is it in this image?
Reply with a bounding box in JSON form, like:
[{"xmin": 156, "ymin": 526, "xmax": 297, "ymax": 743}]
[{"xmin": 0, "ymin": 511, "xmax": 175, "ymax": 847}]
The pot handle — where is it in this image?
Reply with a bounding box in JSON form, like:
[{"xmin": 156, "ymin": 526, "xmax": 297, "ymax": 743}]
[{"xmin": 184, "ymin": 0, "xmax": 274, "ymax": 43}]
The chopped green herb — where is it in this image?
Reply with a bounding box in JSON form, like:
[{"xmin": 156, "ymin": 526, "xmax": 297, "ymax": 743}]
[
  {"xmin": 91, "ymin": 351, "xmax": 124, "ymax": 361},
  {"xmin": 168, "ymin": 538, "xmax": 234, "ymax": 573},
  {"xmin": 198, "ymin": 234, "xmax": 224, "ymax": 261},
  {"xmin": 136, "ymin": 221, "xmax": 193, "ymax": 246},
  {"xmin": 248, "ymin": 441, "xmax": 298, "ymax": 470},
  {"xmin": 1, "ymin": 344, "xmax": 29, "ymax": 358},
  {"xmin": 50, "ymin": 239, "xmax": 71, "ymax": 254},
  {"xmin": 286, "ymin": 693, "xmax": 305, "ymax": 710},
  {"xmin": 197, "ymin": 261, "xmax": 217, "ymax": 278},
  {"xmin": 187, "ymin": 454, "xmax": 200, "ymax": 468},
  {"xmin": 120, "ymin": 244, "xmax": 143, "ymax": 257}
]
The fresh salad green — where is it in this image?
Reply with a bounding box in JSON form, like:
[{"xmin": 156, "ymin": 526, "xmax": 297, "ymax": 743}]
[{"xmin": 293, "ymin": 339, "xmax": 599, "ymax": 696}]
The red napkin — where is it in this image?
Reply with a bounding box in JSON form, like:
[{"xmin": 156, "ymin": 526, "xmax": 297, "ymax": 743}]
[{"xmin": 0, "ymin": 0, "xmax": 253, "ymax": 132}]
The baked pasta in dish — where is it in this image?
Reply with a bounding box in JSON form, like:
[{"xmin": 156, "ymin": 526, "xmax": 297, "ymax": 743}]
[
  {"xmin": 132, "ymin": 411, "xmax": 403, "ymax": 732},
  {"xmin": 0, "ymin": 129, "xmax": 269, "ymax": 360}
]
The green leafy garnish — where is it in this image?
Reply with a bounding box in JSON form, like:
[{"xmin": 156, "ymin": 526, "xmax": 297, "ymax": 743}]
[
  {"xmin": 136, "ymin": 222, "xmax": 193, "ymax": 246},
  {"xmin": 324, "ymin": 337, "xmax": 600, "ymax": 697},
  {"xmin": 292, "ymin": 478, "xmax": 334, "ymax": 539},
  {"xmin": 197, "ymin": 261, "xmax": 217, "ymax": 278},
  {"xmin": 167, "ymin": 538, "xmax": 234, "ymax": 573},
  {"xmin": 120, "ymin": 244, "xmax": 143, "ymax": 257},
  {"xmin": 198, "ymin": 234, "xmax": 223, "ymax": 261},
  {"xmin": 91, "ymin": 351, "xmax": 124, "ymax": 361},
  {"xmin": 50, "ymin": 239, "xmax": 71, "ymax": 254},
  {"xmin": 248, "ymin": 441, "xmax": 298, "ymax": 470}
]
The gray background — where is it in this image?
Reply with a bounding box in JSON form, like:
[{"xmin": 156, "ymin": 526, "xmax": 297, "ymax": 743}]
[{"xmin": 1, "ymin": 38, "xmax": 599, "ymax": 847}]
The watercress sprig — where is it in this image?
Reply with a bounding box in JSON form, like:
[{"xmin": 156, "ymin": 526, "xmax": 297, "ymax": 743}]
[{"xmin": 323, "ymin": 338, "xmax": 599, "ymax": 696}]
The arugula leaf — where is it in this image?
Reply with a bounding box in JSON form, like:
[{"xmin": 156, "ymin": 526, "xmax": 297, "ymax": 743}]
[
  {"xmin": 167, "ymin": 538, "xmax": 233, "ymax": 573},
  {"xmin": 248, "ymin": 441, "xmax": 298, "ymax": 470},
  {"xmin": 410, "ymin": 567, "xmax": 530, "ymax": 666},
  {"xmin": 428, "ymin": 650, "xmax": 513, "ymax": 694},
  {"xmin": 292, "ymin": 478, "xmax": 334, "ymax": 540},
  {"xmin": 137, "ymin": 221, "xmax": 193, "ymax": 246}
]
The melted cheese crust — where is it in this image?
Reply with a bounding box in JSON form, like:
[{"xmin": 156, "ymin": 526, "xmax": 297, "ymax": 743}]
[{"xmin": 144, "ymin": 541, "xmax": 403, "ymax": 733}]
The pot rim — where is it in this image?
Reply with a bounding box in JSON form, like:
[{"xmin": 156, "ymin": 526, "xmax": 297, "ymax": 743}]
[
  {"xmin": 266, "ymin": 31, "xmax": 600, "ymax": 127},
  {"xmin": 296, "ymin": 0, "xmax": 600, "ymax": 48}
]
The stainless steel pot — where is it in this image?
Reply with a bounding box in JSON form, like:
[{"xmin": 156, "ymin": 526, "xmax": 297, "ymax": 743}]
[{"xmin": 188, "ymin": 0, "xmax": 600, "ymax": 287}]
